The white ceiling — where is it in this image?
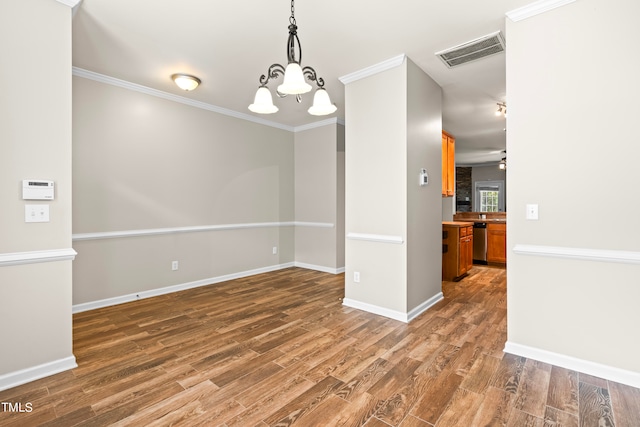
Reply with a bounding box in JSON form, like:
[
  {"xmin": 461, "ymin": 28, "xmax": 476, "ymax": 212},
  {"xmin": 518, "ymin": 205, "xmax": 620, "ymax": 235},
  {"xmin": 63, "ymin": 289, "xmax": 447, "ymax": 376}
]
[{"xmin": 71, "ymin": 0, "xmax": 533, "ymax": 165}]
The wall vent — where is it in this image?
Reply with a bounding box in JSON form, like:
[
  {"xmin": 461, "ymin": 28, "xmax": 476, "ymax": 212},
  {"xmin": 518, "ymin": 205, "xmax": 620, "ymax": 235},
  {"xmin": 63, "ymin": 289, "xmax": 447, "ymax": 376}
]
[{"xmin": 436, "ymin": 31, "xmax": 505, "ymax": 68}]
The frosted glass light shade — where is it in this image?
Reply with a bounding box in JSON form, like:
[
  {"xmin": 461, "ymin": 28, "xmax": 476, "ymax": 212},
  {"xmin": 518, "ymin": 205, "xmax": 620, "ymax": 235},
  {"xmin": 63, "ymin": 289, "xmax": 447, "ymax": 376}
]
[
  {"xmin": 171, "ymin": 74, "xmax": 200, "ymax": 91},
  {"xmin": 277, "ymin": 63, "xmax": 312, "ymax": 95},
  {"xmin": 248, "ymin": 86, "xmax": 279, "ymax": 114},
  {"xmin": 308, "ymin": 88, "xmax": 337, "ymax": 116}
]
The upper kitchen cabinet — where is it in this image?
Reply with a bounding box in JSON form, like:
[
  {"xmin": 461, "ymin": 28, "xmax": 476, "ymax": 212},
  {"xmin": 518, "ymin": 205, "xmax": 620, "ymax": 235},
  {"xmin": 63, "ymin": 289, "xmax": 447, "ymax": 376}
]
[{"xmin": 442, "ymin": 131, "xmax": 455, "ymax": 197}]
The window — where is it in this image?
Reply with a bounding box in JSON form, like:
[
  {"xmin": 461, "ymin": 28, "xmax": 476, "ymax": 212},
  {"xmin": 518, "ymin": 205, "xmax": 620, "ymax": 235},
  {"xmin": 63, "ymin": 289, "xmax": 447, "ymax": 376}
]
[
  {"xmin": 479, "ymin": 190, "xmax": 499, "ymax": 212},
  {"xmin": 474, "ymin": 181, "xmax": 505, "ymax": 212}
]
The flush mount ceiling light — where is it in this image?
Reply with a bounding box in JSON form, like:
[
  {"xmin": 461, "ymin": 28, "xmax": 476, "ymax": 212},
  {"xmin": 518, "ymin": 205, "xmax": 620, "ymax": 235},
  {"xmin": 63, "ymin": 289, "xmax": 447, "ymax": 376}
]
[
  {"xmin": 171, "ymin": 74, "xmax": 201, "ymax": 91},
  {"xmin": 248, "ymin": 0, "xmax": 336, "ymax": 116},
  {"xmin": 495, "ymin": 102, "xmax": 507, "ymax": 117}
]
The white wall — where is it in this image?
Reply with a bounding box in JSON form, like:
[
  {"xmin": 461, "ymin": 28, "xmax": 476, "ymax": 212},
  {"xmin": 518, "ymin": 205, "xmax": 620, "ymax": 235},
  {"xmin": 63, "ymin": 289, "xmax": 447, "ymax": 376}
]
[
  {"xmin": 343, "ymin": 56, "xmax": 443, "ymax": 321},
  {"xmin": 0, "ymin": 0, "xmax": 76, "ymax": 389},
  {"xmin": 72, "ymin": 76, "xmax": 295, "ymax": 306},
  {"xmin": 294, "ymin": 124, "xmax": 345, "ymax": 272},
  {"xmin": 506, "ymin": 0, "xmax": 640, "ymax": 387},
  {"xmin": 406, "ymin": 60, "xmax": 443, "ymax": 312},
  {"xmin": 344, "ymin": 62, "xmax": 408, "ymax": 315}
]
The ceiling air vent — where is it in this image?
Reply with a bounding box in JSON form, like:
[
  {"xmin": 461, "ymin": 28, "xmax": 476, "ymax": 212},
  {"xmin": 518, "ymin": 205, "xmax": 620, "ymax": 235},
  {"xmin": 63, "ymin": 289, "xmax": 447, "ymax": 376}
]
[{"xmin": 436, "ymin": 31, "xmax": 505, "ymax": 68}]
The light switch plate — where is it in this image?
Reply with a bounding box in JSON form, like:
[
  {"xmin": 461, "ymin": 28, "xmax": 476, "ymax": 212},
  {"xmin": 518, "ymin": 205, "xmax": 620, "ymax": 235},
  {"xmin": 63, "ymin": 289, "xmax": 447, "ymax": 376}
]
[
  {"xmin": 25, "ymin": 205, "xmax": 49, "ymax": 222},
  {"xmin": 526, "ymin": 204, "xmax": 539, "ymax": 220}
]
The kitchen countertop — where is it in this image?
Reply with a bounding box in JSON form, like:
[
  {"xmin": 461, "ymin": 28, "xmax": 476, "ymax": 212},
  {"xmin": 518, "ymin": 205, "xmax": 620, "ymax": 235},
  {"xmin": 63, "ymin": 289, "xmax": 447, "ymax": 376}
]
[
  {"xmin": 442, "ymin": 221, "xmax": 474, "ymax": 226},
  {"xmin": 458, "ymin": 218, "xmax": 506, "ymax": 223}
]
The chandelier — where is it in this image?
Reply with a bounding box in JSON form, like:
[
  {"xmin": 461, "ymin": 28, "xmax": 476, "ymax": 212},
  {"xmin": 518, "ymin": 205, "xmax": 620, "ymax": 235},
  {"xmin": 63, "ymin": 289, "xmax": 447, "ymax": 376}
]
[{"xmin": 248, "ymin": 0, "xmax": 337, "ymax": 116}]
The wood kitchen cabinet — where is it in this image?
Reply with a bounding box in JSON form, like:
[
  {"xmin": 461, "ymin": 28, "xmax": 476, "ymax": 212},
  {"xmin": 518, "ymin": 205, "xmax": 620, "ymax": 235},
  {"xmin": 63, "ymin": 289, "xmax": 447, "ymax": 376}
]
[
  {"xmin": 442, "ymin": 131, "xmax": 455, "ymax": 197},
  {"xmin": 487, "ymin": 222, "xmax": 507, "ymax": 264},
  {"xmin": 442, "ymin": 222, "xmax": 473, "ymax": 281}
]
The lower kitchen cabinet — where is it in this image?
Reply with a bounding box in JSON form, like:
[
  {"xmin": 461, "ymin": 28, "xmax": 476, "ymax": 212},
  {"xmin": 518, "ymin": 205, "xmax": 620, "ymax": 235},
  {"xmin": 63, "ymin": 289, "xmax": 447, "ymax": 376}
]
[
  {"xmin": 487, "ymin": 222, "xmax": 507, "ymax": 264},
  {"xmin": 442, "ymin": 222, "xmax": 474, "ymax": 281}
]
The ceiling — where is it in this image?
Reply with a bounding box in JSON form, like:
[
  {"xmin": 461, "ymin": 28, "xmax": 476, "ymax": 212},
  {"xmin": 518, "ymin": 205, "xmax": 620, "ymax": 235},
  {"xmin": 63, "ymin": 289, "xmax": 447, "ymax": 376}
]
[{"xmin": 71, "ymin": 0, "xmax": 532, "ymax": 165}]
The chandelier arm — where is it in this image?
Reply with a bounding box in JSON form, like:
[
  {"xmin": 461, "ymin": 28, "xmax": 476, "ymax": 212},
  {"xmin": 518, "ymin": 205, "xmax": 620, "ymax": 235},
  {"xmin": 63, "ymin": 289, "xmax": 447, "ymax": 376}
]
[
  {"xmin": 258, "ymin": 63, "xmax": 287, "ymax": 86},
  {"xmin": 302, "ymin": 66, "xmax": 325, "ymax": 88}
]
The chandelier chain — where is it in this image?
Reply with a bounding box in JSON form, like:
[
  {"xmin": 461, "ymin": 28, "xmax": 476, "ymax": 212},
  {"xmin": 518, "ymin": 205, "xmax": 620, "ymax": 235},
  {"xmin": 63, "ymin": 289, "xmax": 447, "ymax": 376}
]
[{"xmin": 290, "ymin": 0, "xmax": 296, "ymax": 26}]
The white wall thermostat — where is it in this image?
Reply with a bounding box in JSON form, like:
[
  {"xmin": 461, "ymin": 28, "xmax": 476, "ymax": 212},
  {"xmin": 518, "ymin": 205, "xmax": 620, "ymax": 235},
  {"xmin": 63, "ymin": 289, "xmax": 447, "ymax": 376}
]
[
  {"xmin": 22, "ymin": 180, "xmax": 55, "ymax": 200},
  {"xmin": 419, "ymin": 168, "xmax": 429, "ymax": 186}
]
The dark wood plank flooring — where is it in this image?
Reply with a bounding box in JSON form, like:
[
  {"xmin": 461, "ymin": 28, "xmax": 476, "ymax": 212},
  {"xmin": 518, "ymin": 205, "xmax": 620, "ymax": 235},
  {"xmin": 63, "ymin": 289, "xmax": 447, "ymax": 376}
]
[{"xmin": 1, "ymin": 266, "xmax": 639, "ymax": 426}]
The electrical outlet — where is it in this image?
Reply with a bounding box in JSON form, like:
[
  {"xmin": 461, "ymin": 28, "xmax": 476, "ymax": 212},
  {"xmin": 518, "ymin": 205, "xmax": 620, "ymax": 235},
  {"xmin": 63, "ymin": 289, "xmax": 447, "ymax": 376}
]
[
  {"xmin": 171, "ymin": 261, "xmax": 179, "ymax": 271},
  {"xmin": 354, "ymin": 272, "xmax": 360, "ymax": 283},
  {"xmin": 272, "ymin": 246, "xmax": 278, "ymax": 255}
]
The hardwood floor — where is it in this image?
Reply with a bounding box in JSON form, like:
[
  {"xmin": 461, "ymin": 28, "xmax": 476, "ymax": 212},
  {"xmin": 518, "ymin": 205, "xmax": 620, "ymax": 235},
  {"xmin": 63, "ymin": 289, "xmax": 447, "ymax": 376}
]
[{"xmin": 1, "ymin": 266, "xmax": 639, "ymax": 426}]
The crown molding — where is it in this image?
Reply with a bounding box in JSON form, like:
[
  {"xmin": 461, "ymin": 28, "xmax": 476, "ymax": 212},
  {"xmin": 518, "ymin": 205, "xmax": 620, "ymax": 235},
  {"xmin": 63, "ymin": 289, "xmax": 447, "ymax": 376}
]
[
  {"xmin": 55, "ymin": 0, "xmax": 82, "ymax": 8},
  {"xmin": 293, "ymin": 117, "xmax": 345, "ymax": 132},
  {"xmin": 339, "ymin": 54, "xmax": 406, "ymax": 85},
  {"xmin": 506, "ymin": 0, "xmax": 576, "ymax": 22},
  {"xmin": 73, "ymin": 67, "xmax": 343, "ymax": 133},
  {"xmin": 72, "ymin": 67, "xmax": 293, "ymax": 132}
]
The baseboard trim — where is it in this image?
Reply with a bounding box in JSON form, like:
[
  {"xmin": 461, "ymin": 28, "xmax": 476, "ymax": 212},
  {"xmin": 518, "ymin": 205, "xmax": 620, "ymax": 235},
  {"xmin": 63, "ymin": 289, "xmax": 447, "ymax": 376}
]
[
  {"xmin": 407, "ymin": 292, "xmax": 444, "ymax": 322},
  {"xmin": 343, "ymin": 292, "xmax": 443, "ymax": 323},
  {"xmin": 294, "ymin": 262, "xmax": 345, "ymax": 275},
  {"xmin": 342, "ymin": 293, "xmax": 443, "ymax": 323},
  {"xmin": 72, "ymin": 262, "xmax": 295, "ymax": 313},
  {"xmin": 0, "ymin": 356, "xmax": 77, "ymax": 392},
  {"xmin": 504, "ymin": 341, "xmax": 640, "ymax": 389},
  {"xmin": 343, "ymin": 298, "xmax": 408, "ymax": 322}
]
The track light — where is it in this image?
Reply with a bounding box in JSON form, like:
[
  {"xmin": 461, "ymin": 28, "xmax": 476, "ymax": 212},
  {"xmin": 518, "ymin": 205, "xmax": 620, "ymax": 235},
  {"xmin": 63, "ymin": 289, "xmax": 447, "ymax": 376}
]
[
  {"xmin": 495, "ymin": 102, "xmax": 507, "ymax": 117},
  {"xmin": 499, "ymin": 151, "xmax": 506, "ymax": 170}
]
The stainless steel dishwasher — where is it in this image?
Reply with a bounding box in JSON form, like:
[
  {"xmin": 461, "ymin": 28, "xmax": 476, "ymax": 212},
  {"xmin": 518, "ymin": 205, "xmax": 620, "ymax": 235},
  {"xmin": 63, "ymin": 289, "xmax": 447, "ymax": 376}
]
[{"xmin": 473, "ymin": 222, "xmax": 487, "ymax": 264}]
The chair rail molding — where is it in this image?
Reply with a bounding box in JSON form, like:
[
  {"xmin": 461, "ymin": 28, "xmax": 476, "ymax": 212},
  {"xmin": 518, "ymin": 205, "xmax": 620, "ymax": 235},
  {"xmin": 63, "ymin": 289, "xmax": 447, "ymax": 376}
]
[
  {"xmin": 346, "ymin": 232, "xmax": 404, "ymax": 245},
  {"xmin": 513, "ymin": 244, "xmax": 640, "ymax": 265},
  {"xmin": 0, "ymin": 248, "xmax": 77, "ymax": 267},
  {"xmin": 72, "ymin": 221, "xmax": 335, "ymax": 241}
]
